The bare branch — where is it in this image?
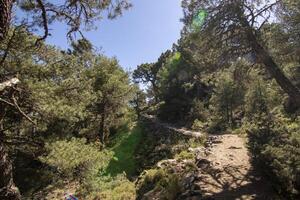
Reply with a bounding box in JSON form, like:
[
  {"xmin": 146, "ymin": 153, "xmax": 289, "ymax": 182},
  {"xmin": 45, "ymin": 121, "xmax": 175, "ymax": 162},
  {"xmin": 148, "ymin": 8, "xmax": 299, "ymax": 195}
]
[
  {"xmin": 243, "ymin": 4, "xmax": 255, "ymax": 27},
  {"xmin": 12, "ymin": 94, "xmax": 36, "ymax": 125},
  {"xmin": 257, "ymin": 16, "xmax": 270, "ymax": 32},
  {"xmin": 0, "ymin": 97, "xmax": 14, "ymax": 106},
  {"xmin": 35, "ymin": 0, "xmax": 49, "ymax": 44},
  {"xmin": 254, "ymin": 1, "xmax": 280, "ymax": 19},
  {"xmin": 4, "ymin": 136, "xmax": 43, "ymax": 147}
]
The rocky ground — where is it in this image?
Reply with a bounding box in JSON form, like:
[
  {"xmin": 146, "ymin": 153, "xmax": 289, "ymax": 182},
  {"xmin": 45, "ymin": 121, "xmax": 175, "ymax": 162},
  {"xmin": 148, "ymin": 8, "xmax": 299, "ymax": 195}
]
[
  {"xmin": 138, "ymin": 117, "xmax": 279, "ymax": 200},
  {"xmin": 189, "ymin": 134, "xmax": 278, "ymax": 200}
]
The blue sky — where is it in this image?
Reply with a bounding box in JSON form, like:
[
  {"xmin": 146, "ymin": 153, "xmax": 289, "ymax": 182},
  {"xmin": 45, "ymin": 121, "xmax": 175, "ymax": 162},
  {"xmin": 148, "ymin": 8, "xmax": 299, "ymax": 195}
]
[{"xmin": 46, "ymin": 0, "xmax": 183, "ymax": 71}]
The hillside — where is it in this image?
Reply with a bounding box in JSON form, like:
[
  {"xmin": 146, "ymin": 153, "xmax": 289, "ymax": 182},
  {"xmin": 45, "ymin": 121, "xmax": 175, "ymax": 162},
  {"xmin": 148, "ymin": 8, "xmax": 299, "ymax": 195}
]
[{"xmin": 1, "ymin": 0, "xmax": 300, "ymax": 200}]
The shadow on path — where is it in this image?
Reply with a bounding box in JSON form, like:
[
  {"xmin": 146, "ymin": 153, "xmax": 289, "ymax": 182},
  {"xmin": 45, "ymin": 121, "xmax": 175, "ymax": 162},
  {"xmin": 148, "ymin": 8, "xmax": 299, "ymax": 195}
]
[
  {"xmin": 197, "ymin": 164, "xmax": 277, "ymax": 200},
  {"xmin": 193, "ymin": 134, "xmax": 278, "ymax": 200}
]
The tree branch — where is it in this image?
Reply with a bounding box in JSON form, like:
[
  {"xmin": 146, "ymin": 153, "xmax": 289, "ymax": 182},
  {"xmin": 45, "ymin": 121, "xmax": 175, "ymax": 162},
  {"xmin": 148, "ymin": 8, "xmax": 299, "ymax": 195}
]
[
  {"xmin": 0, "ymin": 27, "xmax": 18, "ymax": 67},
  {"xmin": 243, "ymin": 4, "xmax": 255, "ymax": 27},
  {"xmin": 12, "ymin": 94, "xmax": 36, "ymax": 125},
  {"xmin": 0, "ymin": 97, "xmax": 14, "ymax": 106},
  {"xmin": 254, "ymin": 1, "xmax": 279, "ymax": 19},
  {"xmin": 35, "ymin": 0, "xmax": 49, "ymax": 44}
]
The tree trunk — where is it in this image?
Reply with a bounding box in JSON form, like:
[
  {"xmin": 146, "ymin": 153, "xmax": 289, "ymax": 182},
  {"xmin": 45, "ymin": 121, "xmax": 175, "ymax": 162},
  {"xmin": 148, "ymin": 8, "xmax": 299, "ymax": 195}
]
[
  {"xmin": 0, "ymin": 79, "xmax": 22, "ymax": 199},
  {"xmin": 0, "ymin": 132, "xmax": 21, "ymax": 200},
  {"xmin": 0, "ymin": 1, "xmax": 22, "ymax": 199},
  {"xmin": 99, "ymin": 113, "xmax": 106, "ymax": 145},
  {"xmin": 0, "ymin": 0, "xmax": 14, "ymax": 41},
  {"xmin": 151, "ymin": 80, "xmax": 160, "ymax": 104},
  {"xmin": 99, "ymin": 102, "xmax": 107, "ymax": 146},
  {"xmin": 252, "ymin": 35, "xmax": 300, "ymax": 108},
  {"xmin": 242, "ymin": 19, "xmax": 300, "ymax": 110}
]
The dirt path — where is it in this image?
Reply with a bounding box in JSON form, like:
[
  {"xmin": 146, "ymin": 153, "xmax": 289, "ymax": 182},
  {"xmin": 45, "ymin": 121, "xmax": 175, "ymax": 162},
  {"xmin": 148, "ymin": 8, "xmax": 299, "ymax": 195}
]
[{"xmin": 195, "ymin": 134, "xmax": 277, "ymax": 200}]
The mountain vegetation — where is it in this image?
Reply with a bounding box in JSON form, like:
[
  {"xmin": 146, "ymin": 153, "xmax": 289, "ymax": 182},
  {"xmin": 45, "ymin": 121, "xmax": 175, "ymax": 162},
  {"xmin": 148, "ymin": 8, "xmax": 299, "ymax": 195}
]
[{"xmin": 0, "ymin": 0, "xmax": 299, "ymax": 199}]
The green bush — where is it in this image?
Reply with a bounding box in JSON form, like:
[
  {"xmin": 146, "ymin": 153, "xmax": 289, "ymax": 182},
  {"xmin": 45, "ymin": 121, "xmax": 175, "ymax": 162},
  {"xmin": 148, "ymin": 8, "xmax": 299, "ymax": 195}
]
[
  {"xmin": 207, "ymin": 116, "xmax": 227, "ymax": 133},
  {"xmin": 209, "ymin": 70, "xmax": 245, "ymax": 128},
  {"xmin": 191, "ymin": 119, "xmax": 206, "ymax": 131},
  {"xmin": 243, "ymin": 76, "xmax": 300, "ymax": 198},
  {"xmin": 246, "ymin": 115, "xmax": 300, "ymax": 199},
  {"xmin": 84, "ymin": 174, "xmax": 136, "ymax": 200},
  {"xmin": 40, "ymin": 138, "xmax": 112, "ymax": 178},
  {"xmin": 188, "ymin": 137, "xmax": 207, "ymax": 148},
  {"xmin": 175, "ymin": 150, "xmax": 195, "ymax": 161},
  {"xmin": 188, "ymin": 99, "xmax": 209, "ymax": 123},
  {"xmin": 136, "ymin": 168, "xmax": 182, "ymax": 200},
  {"xmin": 40, "ymin": 138, "xmax": 136, "ymax": 199}
]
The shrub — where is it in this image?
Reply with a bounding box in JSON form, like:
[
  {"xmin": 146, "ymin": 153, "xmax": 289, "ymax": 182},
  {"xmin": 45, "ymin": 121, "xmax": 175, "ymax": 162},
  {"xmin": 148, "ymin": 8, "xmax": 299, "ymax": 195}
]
[
  {"xmin": 246, "ymin": 115, "xmax": 300, "ymax": 199},
  {"xmin": 40, "ymin": 138, "xmax": 136, "ymax": 199},
  {"xmin": 40, "ymin": 138, "xmax": 113, "ymax": 179},
  {"xmin": 136, "ymin": 168, "xmax": 167, "ymax": 197},
  {"xmin": 207, "ymin": 116, "xmax": 227, "ymax": 134},
  {"xmin": 188, "ymin": 99, "xmax": 209, "ymax": 123},
  {"xmin": 136, "ymin": 168, "xmax": 182, "ymax": 200},
  {"xmin": 191, "ymin": 119, "xmax": 206, "ymax": 131},
  {"xmin": 188, "ymin": 137, "xmax": 207, "ymax": 148},
  {"xmin": 209, "ymin": 70, "xmax": 244, "ymax": 128},
  {"xmin": 86, "ymin": 174, "xmax": 136, "ymax": 200},
  {"xmin": 175, "ymin": 150, "xmax": 195, "ymax": 161}
]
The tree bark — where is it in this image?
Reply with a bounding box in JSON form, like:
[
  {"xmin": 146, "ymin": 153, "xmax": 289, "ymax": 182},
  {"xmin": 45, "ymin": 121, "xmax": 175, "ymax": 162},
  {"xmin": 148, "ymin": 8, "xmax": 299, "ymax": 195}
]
[
  {"xmin": 0, "ymin": 78, "xmax": 22, "ymax": 199},
  {"xmin": 0, "ymin": 0, "xmax": 14, "ymax": 42},
  {"xmin": 99, "ymin": 112, "xmax": 106, "ymax": 145},
  {"xmin": 242, "ymin": 19, "xmax": 300, "ymax": 110},
  {"xmin": 99, "ymin": 101, "xmax": 107, "ymax": 146},
  {"xmin": 1, "ymin": 2, "xmax": 25, "ymax": 199},
  {"xmin": 0, "ymin": 131, "xmax": 21, "ymax": 200}
]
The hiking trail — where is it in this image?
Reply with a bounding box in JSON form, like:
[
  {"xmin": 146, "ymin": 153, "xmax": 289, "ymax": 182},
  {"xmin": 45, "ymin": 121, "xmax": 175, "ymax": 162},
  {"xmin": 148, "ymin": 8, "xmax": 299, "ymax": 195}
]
[{"xmin": 194, "ymin": 134, "xmax": 277, "ymax": 200}]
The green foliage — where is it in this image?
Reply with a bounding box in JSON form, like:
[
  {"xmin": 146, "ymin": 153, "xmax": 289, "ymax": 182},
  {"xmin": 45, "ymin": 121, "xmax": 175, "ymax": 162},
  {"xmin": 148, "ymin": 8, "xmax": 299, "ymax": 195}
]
[
  {"xmin": 140, "ymin": 168, "xmax": 166, "ymax": 188},
  {"xmin": 191, "ymin": 119, "xmax": 206, "ymax": 131},
  {"xmin": 189, "ymin": 99, "xmax": 209, "ymax": 123},
  {"xmin": 210, "ymin": 69, "xmax": 245, "ymax": 128},
  {"xmin": 136, "ymin": 168, "xmax": 182, "ymax": 200},
  {"xmin": 80, "ymin": 174, "xmax": 136, "ymax": 200},
  {"xmin": 130, "ymin": 86, "xmax": 148, "ymax": 119},
  {"xmin": 40, "ymin": 136, "xmax": 137, "ymax": 200},
  {"xmin": 158, "ymin": 174, "xmax": 182, "ymax": 200},
  {"xmin": 244, "ymin": 82, "xmax": 300, "ymax": 198},
  {"xmin": 105, "ymin": 125, "xmax": 143, "ymax": 177},
  {"xmin": 246, "ymin": 114, "xmax": 300, "ymax": 198},
  {"xmin": 245, "ymin": 80, "xmax": 269, "ymax": 122},
  {"xmin": 132, "ymin": 51, "xmax": 172, "ymax": 104},
  {"xmin": 157, "ymin": 51, "xmax": 211, "ymax": 123},
  {"xmin": 174, "ymin": 150, "xmax": 195, "ymax": 161},
  {"xmin": 0, "ymin": 29, "xmax": 136, "ymax": 198},
  {"xmin": 12, "ymin": 0, "xmax": 132, "ymax": 43},
  {"xmin": 188, "ymin": 137, "xmax": 207, "ymax": 148},
  {"xmin": 84, "ymin": 56, "xmax": 133, "ymax": 143},
  {"xmin": 40, "ymin": 138, "xmax": 112, "ymax": 178},
  {"xmin": 2, "ymin": 0, "xmax": 300, "ymax": 199}
]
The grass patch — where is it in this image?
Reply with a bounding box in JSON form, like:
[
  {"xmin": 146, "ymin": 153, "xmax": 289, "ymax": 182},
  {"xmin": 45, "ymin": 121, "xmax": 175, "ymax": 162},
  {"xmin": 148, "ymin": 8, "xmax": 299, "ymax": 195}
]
[{"xmin": 105, "ymin": 124, "xmax": 143, "ymax": 177}]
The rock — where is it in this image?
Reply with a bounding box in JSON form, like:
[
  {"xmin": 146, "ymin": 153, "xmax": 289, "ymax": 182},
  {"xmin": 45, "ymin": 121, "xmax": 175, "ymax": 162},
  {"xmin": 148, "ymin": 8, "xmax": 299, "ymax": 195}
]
[
  {"xmin": 188, "ymin": 147, "xmax": 205, "ymax": 153},
  {"xmin": 154, "ymin": 143, "xmax": 168, "ymax": 151},
  {"xmin": 179, "ymin": 190, "xmax": 202, "ymax": 200},
  {"xmin": 156, "ymin": 159, "xmax": 177, "ymax": 168},
  {"xmin": 196, "ymin": 158, "xmax": 211, "ymax": 168}
]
